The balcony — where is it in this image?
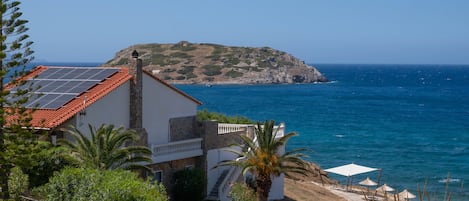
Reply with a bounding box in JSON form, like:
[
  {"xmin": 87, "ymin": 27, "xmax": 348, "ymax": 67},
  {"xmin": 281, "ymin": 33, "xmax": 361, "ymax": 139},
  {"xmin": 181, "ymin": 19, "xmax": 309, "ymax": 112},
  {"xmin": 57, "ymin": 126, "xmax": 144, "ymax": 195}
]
[
  {"xmin": 218, "ymin": 123, "xmax": 285, "ymax": 138},
  {"xmin": 151, "ymin": 138, "xmax": 203, "ymax": 163},
  {"xmin": 217, "ymin": 123, "xmax": 249, "ymax": 134}
]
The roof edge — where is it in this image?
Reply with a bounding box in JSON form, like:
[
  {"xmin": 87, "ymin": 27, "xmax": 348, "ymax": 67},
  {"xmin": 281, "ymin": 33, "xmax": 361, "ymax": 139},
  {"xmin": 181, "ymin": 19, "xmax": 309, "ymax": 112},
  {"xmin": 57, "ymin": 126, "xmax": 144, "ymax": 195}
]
[{"xmin": 142, "ymin": 70, "xmax": 202, "ymax": 106}]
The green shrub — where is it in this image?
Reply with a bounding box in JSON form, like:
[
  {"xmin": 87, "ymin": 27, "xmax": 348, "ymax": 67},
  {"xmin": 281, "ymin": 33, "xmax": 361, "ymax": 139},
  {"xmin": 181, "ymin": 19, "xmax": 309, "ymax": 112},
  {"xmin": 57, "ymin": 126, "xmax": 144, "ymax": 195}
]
[
  {"xmin": 197, "ymin": 109, "xmax": 254, "ymax": 124},
  {"xmin": 151, "ymin": 45, "xmax": 164, "ymax": 53},
  {"xmin": 8, "ymin": 167, "xmax": 29, "ymax": 201},
  {"xmin": 202, "ymin": 65, "xmax": 222, "ymax": 76},
  {"xmin": 177, "ymin": 66, "xmax": 195, "ymax": 75},
  {"xmin": 211, "ymin": 46, "xmax": 226, "ymax": 55},
  {"xmin": 170, "ymin": 42, "xmax": 196, "ymax": 51},
  {"xmin": 116, "ymin": 58, "xmax": 128, "ymax": 65},
  {"xmin": 170, "ymin": 52, "xmax": 193, "ymax": 59},
  {"xmin": 175, "ymin": 75, "xmax": 186, "ymax": 80},
  {"xmin": 22, "ymin": 142, "xmax": 71, "ymax": 188},
  {"xmin": 224, "ymin": 69, "xmax": 243, "ymax": 78},
  {"xmin": 224, "ymin": 57, "xmax": 240, "ymax": 66},
  {"xmin": 229, "ymin": 183, "xmax": 256, "ymax": 201},
  {"xmin": 172, "ymin": 168, "xmax": 205, "ymax": 201},
  {"xmin": 163, "ymin": 68, "xmax": 176, "ymax": 73},
  {"xmin": 151, "ymin": 54, "xmax": 168, "ymax": 65},
  {"xmin": 186, "ymin": 73, "xmax": 197, "ymax": 79},
  {"xmin": 34, "ymin": 167, "xmax": 168, "ymax": 201}
]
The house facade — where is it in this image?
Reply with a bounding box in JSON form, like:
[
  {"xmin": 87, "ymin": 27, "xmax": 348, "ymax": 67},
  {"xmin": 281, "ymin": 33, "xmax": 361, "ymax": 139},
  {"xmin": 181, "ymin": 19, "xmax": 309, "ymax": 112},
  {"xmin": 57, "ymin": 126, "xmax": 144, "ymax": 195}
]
[{"xmin": 9, "ymin": 55, "xmax": 285, "ymax": 200}]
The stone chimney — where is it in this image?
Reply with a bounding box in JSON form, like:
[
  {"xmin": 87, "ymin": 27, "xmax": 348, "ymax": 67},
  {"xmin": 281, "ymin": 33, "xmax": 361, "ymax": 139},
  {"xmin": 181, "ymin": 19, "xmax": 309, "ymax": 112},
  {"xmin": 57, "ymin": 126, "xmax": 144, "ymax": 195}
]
[
  {"xmin": 129, "ymin": 50, "xmax": 147, "ymax": 146},
  {"xmin": 130, "ymin": 50, "xmax": 143, "ymax": 128}
]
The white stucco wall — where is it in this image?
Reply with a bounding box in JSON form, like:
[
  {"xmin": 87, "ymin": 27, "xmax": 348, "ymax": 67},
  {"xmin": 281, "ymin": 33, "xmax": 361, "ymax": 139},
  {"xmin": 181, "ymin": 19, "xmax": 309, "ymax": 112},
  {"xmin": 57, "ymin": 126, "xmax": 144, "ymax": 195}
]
[
  {"xmin": 206, "ymin": 147, "xmax": 240, "ymax": 195},
  {"xmin": 62, "ymin": 82, "xmax": 130, "ymax": 136},
  {"xmin": 206, "ymin": 126, "xmax": 287, "ymax": 200},
  {"xmin": 142, "ymin": 74, "xmax": 198, "ymax": 145}
]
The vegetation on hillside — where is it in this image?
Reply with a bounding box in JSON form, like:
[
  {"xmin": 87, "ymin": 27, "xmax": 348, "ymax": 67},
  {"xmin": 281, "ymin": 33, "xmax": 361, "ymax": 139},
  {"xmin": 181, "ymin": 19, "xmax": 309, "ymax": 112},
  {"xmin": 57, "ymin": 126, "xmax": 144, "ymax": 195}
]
[{"xmin": 104, "ymin": 41, "xmax": 328, "ymax": 84}]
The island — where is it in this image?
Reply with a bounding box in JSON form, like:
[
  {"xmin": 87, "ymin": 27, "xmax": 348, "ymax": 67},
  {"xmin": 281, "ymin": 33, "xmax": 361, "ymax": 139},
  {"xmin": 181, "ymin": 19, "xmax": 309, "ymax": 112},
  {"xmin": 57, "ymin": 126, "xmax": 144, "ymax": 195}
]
[{"xmin": 104, "ymin": 41, "xmax": 328, "ymax": 84}]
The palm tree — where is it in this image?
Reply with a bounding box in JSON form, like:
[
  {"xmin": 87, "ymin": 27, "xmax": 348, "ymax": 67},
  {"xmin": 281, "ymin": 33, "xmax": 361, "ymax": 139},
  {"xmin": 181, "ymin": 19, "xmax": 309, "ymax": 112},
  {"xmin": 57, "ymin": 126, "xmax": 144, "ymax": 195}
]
[
  {"xmin": 217, "ymin": 120, "xmax": 309, "ymax": 201},
  {"xmin": 59, "ymin": 124, "xmax": 152, "ymax": 170}
]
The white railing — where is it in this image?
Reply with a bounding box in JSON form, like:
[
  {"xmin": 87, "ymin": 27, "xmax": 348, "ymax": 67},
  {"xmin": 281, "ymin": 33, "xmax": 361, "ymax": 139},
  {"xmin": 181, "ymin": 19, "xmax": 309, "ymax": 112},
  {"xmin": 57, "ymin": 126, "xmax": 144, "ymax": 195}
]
[
  {"xmin": 274, "ymin": 123, "xmax": 285, "ymax": 138},
  {"xmin": 217, "ymin": 123, "xmax": 285, "ymax": 137},
  {"xmin": 219, "ymin": 157, "xmax": 245, "ymax": 201},
  {"xmin": 218, "ymin": 123, "xmax": 249, "ymax": 134},
  {"xmin": 151, "ymin": 138, "xmax": 203, "ymax": 163}
]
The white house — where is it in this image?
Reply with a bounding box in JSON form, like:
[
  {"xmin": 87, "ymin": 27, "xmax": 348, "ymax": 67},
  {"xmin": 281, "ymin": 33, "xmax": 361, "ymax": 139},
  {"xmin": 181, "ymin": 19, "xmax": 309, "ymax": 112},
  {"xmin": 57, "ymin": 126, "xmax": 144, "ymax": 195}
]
[{"xmin": 8, "ymin": 54, "xmax": 285, "ymax": 200}]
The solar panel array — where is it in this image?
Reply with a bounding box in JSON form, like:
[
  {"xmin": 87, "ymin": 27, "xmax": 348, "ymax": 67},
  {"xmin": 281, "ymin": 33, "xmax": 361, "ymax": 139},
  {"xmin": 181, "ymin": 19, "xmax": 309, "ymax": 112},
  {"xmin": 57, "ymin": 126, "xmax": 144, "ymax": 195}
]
[{"xmin": 9, "ymin": 67, "xmax": 119, "ymax": 110}]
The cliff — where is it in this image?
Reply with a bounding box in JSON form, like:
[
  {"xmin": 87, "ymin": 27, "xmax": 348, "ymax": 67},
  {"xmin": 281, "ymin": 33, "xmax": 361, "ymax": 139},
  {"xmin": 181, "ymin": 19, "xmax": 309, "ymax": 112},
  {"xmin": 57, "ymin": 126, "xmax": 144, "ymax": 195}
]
[{"xmin": 104, "ymin": 41, "xmax": 328, "ymax": 84}]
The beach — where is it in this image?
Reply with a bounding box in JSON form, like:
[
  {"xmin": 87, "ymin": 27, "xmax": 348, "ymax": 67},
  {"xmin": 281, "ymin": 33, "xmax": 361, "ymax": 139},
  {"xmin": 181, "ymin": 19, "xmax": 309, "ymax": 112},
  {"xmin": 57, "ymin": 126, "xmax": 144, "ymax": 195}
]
[{"xmin": 282, "ymin": 162, "xmax": 365, "ymax": 201}]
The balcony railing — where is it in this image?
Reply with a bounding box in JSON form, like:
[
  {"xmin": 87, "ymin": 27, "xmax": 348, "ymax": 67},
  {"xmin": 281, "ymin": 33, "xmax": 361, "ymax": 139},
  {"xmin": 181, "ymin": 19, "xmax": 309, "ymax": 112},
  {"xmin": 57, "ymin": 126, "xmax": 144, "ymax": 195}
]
[
  {"xmin": 218, "ymin": 123, "xmax": 285, "ymax": 138},
  {"xmin": 151, "ymin": 138, "xmax": 203, "ymax": 163},
  {"xmin": 217, "ymin": 123, "xmax": 249, "ymax": 134}
]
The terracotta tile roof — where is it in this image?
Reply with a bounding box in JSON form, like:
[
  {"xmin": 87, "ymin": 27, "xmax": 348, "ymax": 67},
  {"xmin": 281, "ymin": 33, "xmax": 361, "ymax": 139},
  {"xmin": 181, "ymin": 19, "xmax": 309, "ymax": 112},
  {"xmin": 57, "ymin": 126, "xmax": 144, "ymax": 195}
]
[
  {"xmin": 143, "ymin": 70, "xmax": 202, "ymax": 106},
  {"xmin": 8, "ymin": 66, "xmax": 132, "ymax": 129},
  {"xmin": 6, "ymin": 66, "xmax": 201, "ymax": 129}
]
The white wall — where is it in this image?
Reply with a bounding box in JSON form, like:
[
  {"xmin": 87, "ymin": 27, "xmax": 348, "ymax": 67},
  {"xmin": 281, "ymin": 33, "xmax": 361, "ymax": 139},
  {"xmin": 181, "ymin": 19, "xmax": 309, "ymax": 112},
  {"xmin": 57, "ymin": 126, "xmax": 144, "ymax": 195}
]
[
  {"xmin": 206, "ymin": 126, "xmax": 287, "ymax": 200},
  {"xmin": 142, "ymin": 74, "xmax": 198, "ymax": 145},
  {"xmin": 61, "ymin": 82, "xmax": 130, "ymax": 137},
  {"xmin": 206, "ymin": 147, "xmax": 240, "ymax": 195}
]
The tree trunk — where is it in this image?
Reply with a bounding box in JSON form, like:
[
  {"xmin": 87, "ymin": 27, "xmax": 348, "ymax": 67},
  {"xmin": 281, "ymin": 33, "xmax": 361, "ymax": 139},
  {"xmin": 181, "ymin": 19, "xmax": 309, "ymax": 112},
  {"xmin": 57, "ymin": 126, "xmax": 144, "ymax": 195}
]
[{"xmin": 256, "ymin": 174, "xmax": 272, "ymax": 201}]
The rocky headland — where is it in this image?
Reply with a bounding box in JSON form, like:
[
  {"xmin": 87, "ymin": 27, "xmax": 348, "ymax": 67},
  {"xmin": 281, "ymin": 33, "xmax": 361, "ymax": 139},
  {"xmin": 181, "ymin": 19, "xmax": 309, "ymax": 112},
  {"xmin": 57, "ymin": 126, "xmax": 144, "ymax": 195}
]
[{"xmin": 104, "ymin": 41, "xmax": 328, "ymax": 84}]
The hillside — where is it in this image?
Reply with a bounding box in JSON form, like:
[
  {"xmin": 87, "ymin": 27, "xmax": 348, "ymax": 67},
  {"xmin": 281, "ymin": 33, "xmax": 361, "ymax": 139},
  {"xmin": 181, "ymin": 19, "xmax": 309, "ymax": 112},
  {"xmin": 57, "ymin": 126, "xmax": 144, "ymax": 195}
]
[{"xmin": 104, "ymin": 41, "xmax": 328, "ymax": 84}]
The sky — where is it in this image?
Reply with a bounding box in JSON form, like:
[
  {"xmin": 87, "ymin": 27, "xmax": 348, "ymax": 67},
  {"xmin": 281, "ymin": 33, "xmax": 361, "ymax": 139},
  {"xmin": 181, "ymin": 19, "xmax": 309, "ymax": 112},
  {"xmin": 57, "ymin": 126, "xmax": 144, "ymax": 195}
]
[{"xmin": 21, "ymin": 0, "xmax": 469, "ymax": 64}]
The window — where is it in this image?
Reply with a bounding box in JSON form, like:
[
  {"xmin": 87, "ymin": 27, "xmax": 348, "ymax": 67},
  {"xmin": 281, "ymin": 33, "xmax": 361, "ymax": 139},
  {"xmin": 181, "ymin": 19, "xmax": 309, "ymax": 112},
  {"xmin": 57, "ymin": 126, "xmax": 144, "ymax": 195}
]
[{"xmin": 152, "ymin": 170, "xmax": 163, "ymax": 183}]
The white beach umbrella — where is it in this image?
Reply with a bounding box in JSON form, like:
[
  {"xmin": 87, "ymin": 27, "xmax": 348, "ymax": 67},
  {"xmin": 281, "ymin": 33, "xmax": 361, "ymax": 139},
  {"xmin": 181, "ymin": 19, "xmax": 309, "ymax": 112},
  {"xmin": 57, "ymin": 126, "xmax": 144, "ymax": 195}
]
[
  {"xmin": 398, "ymin": 189, "xmax": 416, "ymax": 200},
  {"xmin": 376, "ymin": 183, "xmax": 395, "ymax": 192},
  {"xmin": 359, "ymin": 177, "xmax": 378, "ymax": 186},
  {"xmin": 324, "ymin": 163, "xmax": 378, "ymax": 191}
]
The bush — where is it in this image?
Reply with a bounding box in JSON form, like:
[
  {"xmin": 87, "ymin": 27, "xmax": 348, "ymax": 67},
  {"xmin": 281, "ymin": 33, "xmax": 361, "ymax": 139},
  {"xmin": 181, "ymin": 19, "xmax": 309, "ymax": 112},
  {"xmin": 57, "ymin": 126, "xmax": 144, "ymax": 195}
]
[
  {"xmin": 116, "ymin": 58, "xmax": 128, "ymax": 65},
  {"xmin": 177, "ymin": 66, "xmax": 195, "ymax": 75},
  {"xmin": 170, "ymin": 52, "xmax": 193, "ymax": 59},
  {"xmin": 151, "ymin": 54, "xmax": 167, "ymax": 66},
  {"xmin": 172, "ymin": 168, "xmax": 205, "ymax": 201},
  {"xmin": 22, "ymin": 142, "xmax": 71, "ymax": 188},
  {"xmin": 34, "ymin": 167, "xmax": 168, "ymax": 201},
  {"xmin": 229, "ymin": 183, "xmax": 256, "ymax": 201},
  {"xmin": 202, "ymin": 65, "xmax": 222, "ymax": 76},
  {"xmin": 197, "ymin": 109, "xmax": 254, "ymax": 124},
  {"xmin": 8, "ymin": 167, "xmax": 29, "ymax": 201},
  {"xmin": 224, "ymin": 69, "xmax": 243, "ymax": 78},
  {"xmin": 175, "ymin": 75, "xmax": 186, "ymax": 80}
]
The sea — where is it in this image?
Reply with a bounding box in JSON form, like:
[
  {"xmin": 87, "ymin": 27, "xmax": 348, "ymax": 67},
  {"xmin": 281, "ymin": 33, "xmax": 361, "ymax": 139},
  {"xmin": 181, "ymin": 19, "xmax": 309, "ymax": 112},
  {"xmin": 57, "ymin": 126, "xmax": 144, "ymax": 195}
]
[
  {"xmin": 176, "ymin": 64, "xmax": 469, "ymax": 200},
  {"xmin": 36, "ymin": 62, "xmax": 468, "ymax": 200}
]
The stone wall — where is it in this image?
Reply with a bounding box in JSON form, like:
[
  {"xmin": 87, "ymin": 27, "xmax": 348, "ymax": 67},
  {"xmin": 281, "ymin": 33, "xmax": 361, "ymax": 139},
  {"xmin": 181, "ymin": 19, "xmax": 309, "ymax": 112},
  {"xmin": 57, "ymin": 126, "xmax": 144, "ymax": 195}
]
[
  {"xmin": 198, "ymin": 120, "xmax": 248, "ymax": 151},
  {"xmin": 169, "ymin": 116, "xmax": 198, "ymax": 141},
  {"xmin": 148, "ymin": 156, "xmax": 203, "ymax": 199}
]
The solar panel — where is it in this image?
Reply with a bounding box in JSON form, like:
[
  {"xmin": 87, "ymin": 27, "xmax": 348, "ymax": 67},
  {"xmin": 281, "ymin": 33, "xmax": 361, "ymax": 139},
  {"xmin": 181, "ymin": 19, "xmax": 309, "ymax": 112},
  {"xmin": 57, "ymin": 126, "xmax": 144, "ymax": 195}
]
[
  {"xmin": 8, "ymin": 67, "xmax": 120, "ymax": 110},
  {"xmin": 42, "ymin": 94, "xmax": 77, "ymax": 109}
]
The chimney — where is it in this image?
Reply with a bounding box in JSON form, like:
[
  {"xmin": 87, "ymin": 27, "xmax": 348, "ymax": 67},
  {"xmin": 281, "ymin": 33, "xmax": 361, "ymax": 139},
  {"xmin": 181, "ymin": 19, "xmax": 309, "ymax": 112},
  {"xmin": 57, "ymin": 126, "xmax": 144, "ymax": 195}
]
[{"xmin": 130, "ymin": 50, "xmax": 143, "ymax": 129}]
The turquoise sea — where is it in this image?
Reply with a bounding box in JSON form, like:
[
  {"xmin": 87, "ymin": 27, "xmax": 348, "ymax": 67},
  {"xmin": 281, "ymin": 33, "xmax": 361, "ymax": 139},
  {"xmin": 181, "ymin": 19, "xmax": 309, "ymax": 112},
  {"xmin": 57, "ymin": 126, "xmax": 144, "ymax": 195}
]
[{"xmin": 176, "ymin": 64, "xmax": 469, "ymax": 200}]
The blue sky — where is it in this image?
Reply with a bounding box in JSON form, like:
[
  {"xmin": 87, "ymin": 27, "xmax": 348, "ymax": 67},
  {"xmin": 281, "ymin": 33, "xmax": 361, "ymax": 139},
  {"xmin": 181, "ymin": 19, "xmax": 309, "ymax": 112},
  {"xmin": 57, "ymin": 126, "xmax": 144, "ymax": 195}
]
[{"xmin": 22, "ymin": 0, "xmax": 469, "ymax": 64}]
